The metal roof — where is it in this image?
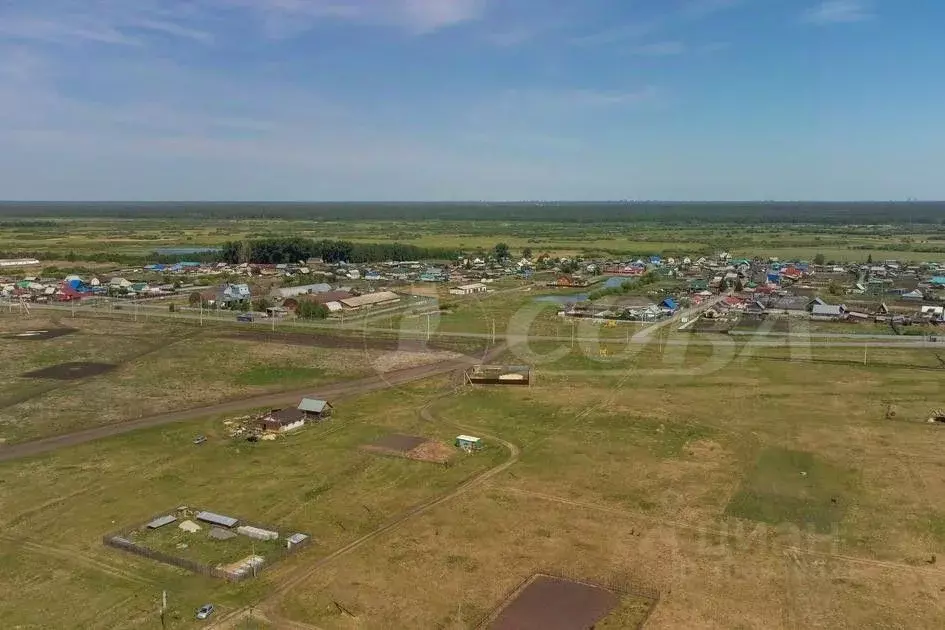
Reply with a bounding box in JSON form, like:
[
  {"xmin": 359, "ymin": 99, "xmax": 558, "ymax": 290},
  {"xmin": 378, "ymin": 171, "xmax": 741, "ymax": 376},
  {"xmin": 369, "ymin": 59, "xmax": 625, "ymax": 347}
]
[
  {"xmin": 146, "ymin": 515, "xmax": 177, "ymax": 529},
  {"xmin": 812, "ymin": 304, "xmax": 844, "ymax": 316},
  {"xmin": 298, "ymin": 398, "xmax": 329, "ymax": 413},
  {"xmin": 456, "ymin": 435, "xmax": 481, "ymax": 442},
  {"xmin": 196, "ymin": 511, "xmax": 239, "ymax": 528},
  {"xmin": 339, "ymin": 291, "xmax": 400, "ymax": 308}
]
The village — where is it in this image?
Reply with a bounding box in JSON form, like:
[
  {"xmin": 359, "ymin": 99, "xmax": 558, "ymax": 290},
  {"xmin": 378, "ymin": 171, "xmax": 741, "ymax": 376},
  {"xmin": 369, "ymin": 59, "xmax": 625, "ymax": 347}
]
[{"xmin": 2, "ymin": 250, "xmax": 945, "ymax": 330}]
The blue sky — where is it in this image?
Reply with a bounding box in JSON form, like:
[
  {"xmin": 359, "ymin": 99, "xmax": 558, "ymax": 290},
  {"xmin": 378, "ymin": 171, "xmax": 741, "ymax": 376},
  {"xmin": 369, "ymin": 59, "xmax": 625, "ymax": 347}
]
[{"xmin": 1, "ymin": 0, "xmax": 943, "ymax": 201}]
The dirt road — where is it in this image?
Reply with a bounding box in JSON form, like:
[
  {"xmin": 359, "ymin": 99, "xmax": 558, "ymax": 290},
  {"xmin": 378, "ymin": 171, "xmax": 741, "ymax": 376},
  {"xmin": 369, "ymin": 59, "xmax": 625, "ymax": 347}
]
[
  {"xmin": 0, "ymin": 344, "xmax": 506, "ymax": 463},
  {"xmin": 210, "ymin": 388, "xmax": 520, "ymax": 630}
]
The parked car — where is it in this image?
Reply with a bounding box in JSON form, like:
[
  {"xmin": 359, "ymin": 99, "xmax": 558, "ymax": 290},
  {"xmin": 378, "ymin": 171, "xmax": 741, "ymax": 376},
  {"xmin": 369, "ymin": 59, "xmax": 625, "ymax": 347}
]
[
  {"xmin": 196, "ymin": 604, "xmax": 214, "ymax": 620},
  {"xmin": 192, "ymin": 435, "xmax": 207, "ymax": 445},
  {"xmin": 236, "ymin": 313, "xmax": 253, "ymax": 322}
]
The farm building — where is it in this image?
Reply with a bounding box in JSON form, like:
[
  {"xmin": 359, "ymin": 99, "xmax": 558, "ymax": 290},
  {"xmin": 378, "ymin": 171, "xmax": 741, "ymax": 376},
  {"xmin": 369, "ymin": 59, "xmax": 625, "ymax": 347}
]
[
  {"xmin": 259, "ymin": 408, "xmax": 307, "ymax": 433},
  {"xmin": 449, "ymin": 283, "xmax": 488, "ymax": 296},
  {"xmin": 339, "ymin": 291, "xmax": 400, "ymax": 310},
  {"xmin": 237, "ymin": 525, "xmax": 279, "ymax": 541},
  {"xmin": 146, "ymin": 515, "xmax": 177, "ymax": 529},
  {"xmin": 273, "ymin": 283, "xmax": 332, "ymax": 299},
  {"xmin": 811, "ymin": 304, "xmax": 846, "ymax": 321},
  {"xmin": 196, "ymin": 511, "xmax": 239, "ymax": 528},
  {"xmin": 298, "ymin": 398, "xmax": 333, "ymax": 419}
]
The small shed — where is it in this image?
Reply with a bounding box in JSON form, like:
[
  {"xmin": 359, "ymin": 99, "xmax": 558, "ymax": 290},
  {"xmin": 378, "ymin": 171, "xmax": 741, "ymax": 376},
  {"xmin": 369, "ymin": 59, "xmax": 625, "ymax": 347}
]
[
  {"xmin": 455, "ymin": 435, "xmax": 482, "ymax": 451},
  {"xmin": 286, "ymin": 533, "xmax": 309, "ymax": 549},
  {"xmin": 196, "ymin": 511, "xmax": 239, "ymax": 528},
  {"xmin": 146, "ymin": 515, "xmax": 177, "ymax": 530},
  {"xmin": 298, "ymin": 398, "xmax": 333, "ymax": 419}
]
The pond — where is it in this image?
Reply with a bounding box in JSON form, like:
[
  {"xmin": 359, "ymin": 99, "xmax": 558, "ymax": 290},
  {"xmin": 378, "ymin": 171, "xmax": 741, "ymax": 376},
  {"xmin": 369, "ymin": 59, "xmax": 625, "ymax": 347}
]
[{"xmin": 603, "ymin": 276, "xmax": 636, "ymax": 289}]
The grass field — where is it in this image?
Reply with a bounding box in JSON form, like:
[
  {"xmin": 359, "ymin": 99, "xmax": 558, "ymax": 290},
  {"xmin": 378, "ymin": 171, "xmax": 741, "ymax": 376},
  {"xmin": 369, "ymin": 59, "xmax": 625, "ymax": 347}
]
[
  {"xmin": 3, "ymin": 327, "xmax": 945, "ymax": 628},
  {"xmin": 0, "ymin": 314, "xmax": 459, "ymax": 444},
  {"xmin": 6, "ymin": 217, "xmax": 945, "ymax": 262}
]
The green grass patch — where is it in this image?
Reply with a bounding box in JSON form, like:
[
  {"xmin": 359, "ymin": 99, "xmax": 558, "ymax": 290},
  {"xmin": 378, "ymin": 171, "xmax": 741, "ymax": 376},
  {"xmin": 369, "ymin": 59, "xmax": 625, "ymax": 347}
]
[
  {"xmin": 235, "ymin": 365, "xmax": 326, "ymax": 386},
  {"xmin": 726, "ymin": 447, "xmax": 856, "ymax": 533},
  {"xmin": 596, "ymin": 594, "xmax": 657, "ymax": 629}
]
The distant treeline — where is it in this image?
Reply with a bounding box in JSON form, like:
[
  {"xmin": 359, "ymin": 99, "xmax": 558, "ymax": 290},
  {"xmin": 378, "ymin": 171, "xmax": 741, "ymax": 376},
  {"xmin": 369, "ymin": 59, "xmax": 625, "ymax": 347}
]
[
  {"xmin": 2, "ymin": 202, "xmax": 945, "ymax": 225},
  {"xmin": 221, "ymin": 238, "xmax": 458, "ymax": 264},
  {"xmin": 0, "ymin": 249, "xmax": 220, "ymax": 266}
]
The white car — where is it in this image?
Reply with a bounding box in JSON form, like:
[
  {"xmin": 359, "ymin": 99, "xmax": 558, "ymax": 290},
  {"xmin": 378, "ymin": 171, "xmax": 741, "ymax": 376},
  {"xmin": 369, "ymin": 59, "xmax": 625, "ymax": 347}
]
[{"xmin": 196, "ymin": 604, "xmax": 214, "ymax": 620}]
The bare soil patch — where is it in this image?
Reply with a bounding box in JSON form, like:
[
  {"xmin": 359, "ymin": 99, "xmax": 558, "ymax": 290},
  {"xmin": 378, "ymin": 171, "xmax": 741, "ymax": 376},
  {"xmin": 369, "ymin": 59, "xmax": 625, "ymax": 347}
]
[
  {"xmin": 368, "ymin": 434, "xmax": 427, "ymax": 452},
  {"xmin": 22, "ymin": 362, "xmax": 116, "ymax": 380},
  {"xmin": 487, "ymin": 574, "xmax": 618, "ymax": 630},
  {"xmin": 405, "ymin": 440, "xmax": 455, "ymax": 464},
  {"xmin": 2, "ymin": 328, "xmax": 77, "ymax": 341},
  {"xmin": 362, "ymin": 434, "xmax": 455, "ymax": 464}
]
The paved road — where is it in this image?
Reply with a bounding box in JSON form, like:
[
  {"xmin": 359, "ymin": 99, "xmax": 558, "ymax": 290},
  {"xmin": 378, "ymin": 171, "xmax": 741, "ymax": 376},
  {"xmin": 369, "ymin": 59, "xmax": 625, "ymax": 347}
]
[{"xmin": 0, "ymin": 345, "xmax": 506, "ymax": 463}]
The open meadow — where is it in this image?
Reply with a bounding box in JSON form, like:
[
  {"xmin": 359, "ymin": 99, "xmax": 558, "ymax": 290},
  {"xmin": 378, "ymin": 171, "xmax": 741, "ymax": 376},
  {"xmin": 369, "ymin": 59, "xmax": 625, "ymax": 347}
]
[
  {"xmin": 2, "ymin": 329, "xmax": 945, "ymax": 628},
  {"xmin": 0, "ymin": 313, "xmax": 465, "ymax": 444}
]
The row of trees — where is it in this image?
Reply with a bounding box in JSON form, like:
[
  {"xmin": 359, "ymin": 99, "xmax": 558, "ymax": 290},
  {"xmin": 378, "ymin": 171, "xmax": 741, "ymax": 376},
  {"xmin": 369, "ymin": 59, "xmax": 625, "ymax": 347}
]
[{"xmin": 220, "ymin": 238, "xmax": 458, "ymax": 265}]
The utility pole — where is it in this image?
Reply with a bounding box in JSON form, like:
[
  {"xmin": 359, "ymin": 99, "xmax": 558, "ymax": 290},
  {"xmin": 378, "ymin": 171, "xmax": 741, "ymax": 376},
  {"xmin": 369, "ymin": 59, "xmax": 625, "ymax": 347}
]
[
  {"xmin": 491, "ymin": 318, "xmax": 496, "ymax": 345},
  {"xmin": 160, "ymin": 590, "xmax": 167, "ymax": 630},
  {"xmin": 864, "ymin": 341, "xmax": 868, "ymax": 366}
]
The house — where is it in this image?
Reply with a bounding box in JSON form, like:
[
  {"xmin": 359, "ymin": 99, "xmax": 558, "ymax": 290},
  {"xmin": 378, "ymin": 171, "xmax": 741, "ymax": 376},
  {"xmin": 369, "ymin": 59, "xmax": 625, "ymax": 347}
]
[
  {"xmin": 449, "ymin": 283, "xmax": 488, "ymax": 296},
  {"xmin": 920, "ymin": 305, "xmax": 945, "ymax": 318},
  {"xmin": 902, "ymin": 289, "xmax": 924, "ymax": 300},
  {"xmin": 768, "ymin": 296, "xmax": 812, "ymax": 315},
  {"xmin": 259, "ymin": 408, "xmax": 307, "ymax": 433},
  {"xmin": 659, "ymin": 298, "xmax": 679, "ymax": 312},
  {"xmin": 297, "ymin": 398, "xmax": 333, "ymax": 420},
  {"xmin": 218, "ymin": 283, "xmax": 251, "ymax": 304},
  {"xmin": 931, "ymin": 276, "xmax": 945, "ymax": 288},
  {"xmin": 744, "ymin": 300, "xmax": 767, "ymax": 316},
  {"xmin": 811, "ymin": 303, "xmax": 846, "ymax": 321}
]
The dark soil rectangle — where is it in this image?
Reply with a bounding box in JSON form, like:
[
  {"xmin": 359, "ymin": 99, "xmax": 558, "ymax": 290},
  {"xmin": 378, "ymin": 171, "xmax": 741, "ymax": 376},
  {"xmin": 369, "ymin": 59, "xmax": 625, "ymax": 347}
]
[
  {"xmin": 3, "ymin": 328, "xmax": 77, "ymax": 341},
  {"xmin": 23, "ymin": 362, "xmax": 116, "ymax": 380},
  {"xmin": 488, "ymin": 575, "xmax": 618, "ymax": 630},
  {"xmin": 369, "ymin": 434, "xmax": 427, "ymax": 452}
]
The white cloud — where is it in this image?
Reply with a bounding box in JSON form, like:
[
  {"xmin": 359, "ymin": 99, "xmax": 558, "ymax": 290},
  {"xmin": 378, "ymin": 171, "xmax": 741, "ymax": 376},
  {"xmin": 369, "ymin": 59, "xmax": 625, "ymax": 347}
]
[
  {"xmin": 0, "ymin": 1, "xmax": 213, "ymax": 47},
  {"xmin": 221, "ymin": 0, "xmax": 486, "ymax": 35},
  {"xmin": 802, "ymin": 1, "xmax": 873, "ymax": 25}
]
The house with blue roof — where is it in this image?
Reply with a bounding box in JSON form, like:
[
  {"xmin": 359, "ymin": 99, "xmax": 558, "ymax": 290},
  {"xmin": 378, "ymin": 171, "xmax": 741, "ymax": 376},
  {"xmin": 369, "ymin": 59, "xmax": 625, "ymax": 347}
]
[
  {"xmin": 660, "ymin": 298, "xmax": 679, "ymax": 312},
  {"xmin": 931, "ymin": 276, "xmax": 945, "ymax": 287}
]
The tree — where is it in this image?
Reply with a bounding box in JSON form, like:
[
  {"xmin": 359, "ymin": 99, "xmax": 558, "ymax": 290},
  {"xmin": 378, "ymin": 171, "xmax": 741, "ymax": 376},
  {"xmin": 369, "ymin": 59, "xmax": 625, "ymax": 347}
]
[
  {"xmin": 867, "ymin": 253, "xmax": 873, "ymax": 264},
  {"xmin": 253, "ymin": 297, "xmax": 273, "ymax": 312},
  {"xmin": 813, "ymin": 253, "xmax": 826, "ymax": 266},
  {"xmin": 297, "ymin": 300, "xmax": 329, "ymax": 320},
  {"xmin": 493, "ymin": 242, "xmax": 510, "ymax": 260},
  {"xmin": 828, "ymin": 280, "xmax": 844, "ymax": 296},
  {"xmin": 188, "ymin": 291, "xmax": 203, "ymax": 307},
  {"xmin": 733, "ymin": 277, "xmax": 744, "ymax": 293},
  {"xmin": 522, "ymin": 247, "xmax": 532, "ymax": 260}
]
